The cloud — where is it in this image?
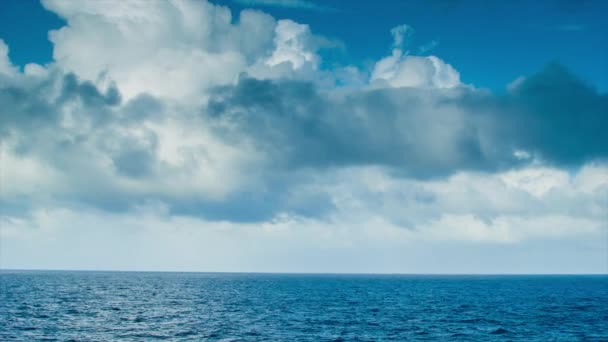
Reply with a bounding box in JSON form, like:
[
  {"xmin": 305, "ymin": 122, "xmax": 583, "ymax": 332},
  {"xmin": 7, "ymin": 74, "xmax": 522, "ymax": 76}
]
[
  {"xmin": 2, "ymin": 50, "xmax": 606, "ymax": 223},
  {"xmin": 234, "ymin": 0, "xmax": 335, "ymax": 12},
  {"xmin": 209, "ymin": 63, "xmax": 607, "ymax": 176},
  {"xmin": 207, "ymin": 76, "xmax": 492, "ymax": 177},
  {"xmin": 1, "ymin": 69, "xmax": 262, "ymax": 213},
  {"xmin": 1, "ymin": 1, "xmax": 607, "ymax": 272},
  {"xmin": 2, "ymin": 162, "xmax": 605, "ymax": 273},
  {"xmin": 495, "ymin": 63, "xmax": 608, "ymax": 165},
  {"xmin": 390, "ymin": 24, "xmax": 414, "ymax": 49},
  {"xmin": 41, "ymin": 0, "xmax": 277, "ymax": 102},
  {"xmin": 371, "ymin": 52, "xmax": 461, "ymax": 88},
  {"xmin": 371, "ymin": 25, "xmax": 459, "ymax": 89},
  {"xmin": 265, "ymin": 20, "xmax": 319, "ymax": 70},
  {"xmin": 310, "ymin": 162, "xmax": 607, "ymax": 235},
  {"xmin": 0, "ymin": 39, "xmax": 19, "ymax": 76},
  {"xmin": 40, "ymin": 0, "xmax": 335, "ymax": 102}
]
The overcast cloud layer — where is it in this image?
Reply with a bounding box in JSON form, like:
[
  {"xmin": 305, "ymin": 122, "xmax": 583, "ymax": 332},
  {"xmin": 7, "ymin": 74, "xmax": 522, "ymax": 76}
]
[{"xmin": 1, "ymin": 0, "xmax": 606, "ymax": 273}]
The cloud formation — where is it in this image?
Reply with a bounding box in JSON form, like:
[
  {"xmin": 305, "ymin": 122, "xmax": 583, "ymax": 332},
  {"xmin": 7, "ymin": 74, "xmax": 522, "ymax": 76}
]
[
  {"xmin": 209, "ymin": 64, "xmax": 607, "ymax": 176},
  {"xmin": 1, "ymin": 0, "xmax": 606, "ymax": 272}
]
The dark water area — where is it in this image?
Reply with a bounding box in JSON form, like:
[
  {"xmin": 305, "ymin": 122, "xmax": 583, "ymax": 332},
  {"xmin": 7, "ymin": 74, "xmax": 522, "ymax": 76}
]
[{"xmin": 1, "ymin": 271, "xmax": 607, "ymax": 341}]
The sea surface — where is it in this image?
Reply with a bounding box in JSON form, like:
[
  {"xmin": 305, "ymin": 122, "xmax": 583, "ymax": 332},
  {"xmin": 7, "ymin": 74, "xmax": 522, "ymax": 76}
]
[{"xmin": 1, "ymin": 271, "xmax": 607, "ymax": 341}]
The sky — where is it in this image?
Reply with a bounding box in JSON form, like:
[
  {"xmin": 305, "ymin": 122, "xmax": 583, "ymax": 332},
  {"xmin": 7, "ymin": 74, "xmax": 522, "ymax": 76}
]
[{"xmin": 0, "ymin": 0, "xmax": 606, "ymax": 273}]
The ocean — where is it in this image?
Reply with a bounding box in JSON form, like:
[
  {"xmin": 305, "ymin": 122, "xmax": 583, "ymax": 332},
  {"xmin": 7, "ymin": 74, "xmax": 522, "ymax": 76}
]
[{"xmin": 1, "ymin": 271, "xmax": 607, "ymax": 341}]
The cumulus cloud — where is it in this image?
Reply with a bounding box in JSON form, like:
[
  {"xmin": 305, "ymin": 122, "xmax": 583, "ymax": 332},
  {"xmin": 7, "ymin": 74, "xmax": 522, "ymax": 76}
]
[
  {"xmin": 371, "ymin": 52, "xmax": 461, "ymax": 88},
  {"xmin": 1, "ymin": 70, "xmax": 263, "ymax": 216},
  {"xmin": 42, "ymin": 0, "xmax": 279, "ymax": 102},
  {"xmin": 207, "ymin": 77, "xmax": 494, "ymax": 177},
  {"xmin": 3, "ymin": 61, "xmax": 606, "ymax": 226},
  {"xmin": 265, "ymin": 20, "xmax": 318, "ymax": 70},
  {"xmin": 208, "ymin": 64, "xmax": 607, "ymax": 177},
  {"xmin": 40, "ymin": 0, "xmax": 333, "ymax": 102},
  {"xmin": 1, "ymin": 1, "xmax": 607, "ymax": 272},
  {"xmin": 371, "ymin": 25, "xmax": 460, "ymax": 89}
]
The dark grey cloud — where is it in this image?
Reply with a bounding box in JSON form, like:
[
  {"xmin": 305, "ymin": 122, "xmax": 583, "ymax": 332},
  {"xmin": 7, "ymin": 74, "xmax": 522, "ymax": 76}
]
[
  {"xmin": 1, "ymin": 71, "xmax": 156, "ymax": 196},
  {"xmin": 1, "ymin": 72, "xmax": 120, "ymax": 138},
  {"xmin": 449, "ymin": 63, "xmax": 608, "ymax": 167},
  {"xmin": 2, "ymin": 64, "xmax": 606, "ymax": 222},
  {"xmin": 0, "ymin": 75, "xmax": 58, "ymax": 134},
  {"xmin": 1, "ymin": 71, "xmax": 329, "ymax": 222},
  {"xmin": 112, "ymin": 146, "xmax": 156, "ymax": 178},
  {"xmin": 207, "ymin": 64, "xmax": 607, "ymax": 180},
  {"xmin": 208, "ymin": 77, "xmax": 499, "ymax": 179},
  {"xmin": 500, "ymin": 64, "xmax": 607, "ymax": 165},
  {"xmin": 59, "ymin": 73, "xmax": 121, "ymax": 107}
]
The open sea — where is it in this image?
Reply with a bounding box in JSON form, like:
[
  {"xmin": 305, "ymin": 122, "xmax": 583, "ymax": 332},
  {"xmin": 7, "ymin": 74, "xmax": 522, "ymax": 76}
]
[{"xmin": 1, "ymin": 271, "xmax": 607, "ymax": 341}]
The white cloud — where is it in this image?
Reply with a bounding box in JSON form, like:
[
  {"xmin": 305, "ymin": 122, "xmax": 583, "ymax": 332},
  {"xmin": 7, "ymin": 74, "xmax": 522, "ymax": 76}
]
[
  {"xmin": 421, "ymin": 214, "xmax": 600, "ymax": 243},
  {"xmin": 500, "ymin": 166, "xmax": 570, "ymax": 197},
  {"xmin": 40, "ymin": 0, "xmax": 330, "ymax": 102},
  {"xmin": 0, "ymin": 141, "xmax": 63, "ymax": 198},
  {"xmin": 370, "ymin": 24, "xmax": 461, "ymax": 89},
  {"xmin": 574, "ymin": 163, "xmax": 608, "ymax": 194},
  {"xmin": 318, "ymin": 164, "xmax": 607, "ymax": 244},
  {"xmin": 42, "ymin": 0, "xmax": 276, "ymax": 102},
  {"xmin": 371, "ymin": 50, "xmax": 461, "ymax": 89},
  {"xmin": 265, "ymin": 20, "xmax": 318, "ymax": 70},
  {"xmin": 0, "ymin": 39, "xmax": 18, "ymax": 76}
]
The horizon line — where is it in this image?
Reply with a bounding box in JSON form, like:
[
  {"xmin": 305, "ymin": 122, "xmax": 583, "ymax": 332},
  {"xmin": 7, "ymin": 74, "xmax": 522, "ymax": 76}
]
[{"xmin": 1, "ymin": 268, "xmax": 606, "ymax": 276}]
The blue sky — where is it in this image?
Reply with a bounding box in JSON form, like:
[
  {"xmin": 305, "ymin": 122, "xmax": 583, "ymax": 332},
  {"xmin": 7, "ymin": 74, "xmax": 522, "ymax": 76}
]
[{"xmin": 0, "ymin": 0, "xmax": 606, "ymax": 273}]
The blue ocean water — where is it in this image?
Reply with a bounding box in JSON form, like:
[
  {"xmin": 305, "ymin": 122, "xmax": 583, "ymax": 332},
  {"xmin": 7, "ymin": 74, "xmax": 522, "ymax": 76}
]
[{"xmin": 1, "ymin": 271, "xmax": 607, "ymax": 341}]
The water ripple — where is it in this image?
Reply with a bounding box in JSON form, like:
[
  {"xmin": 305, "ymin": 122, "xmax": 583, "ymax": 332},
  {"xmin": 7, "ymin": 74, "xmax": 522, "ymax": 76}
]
[{"xmin": 1, "ymin": 272, "xmax": 607, "ymax": 341}]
